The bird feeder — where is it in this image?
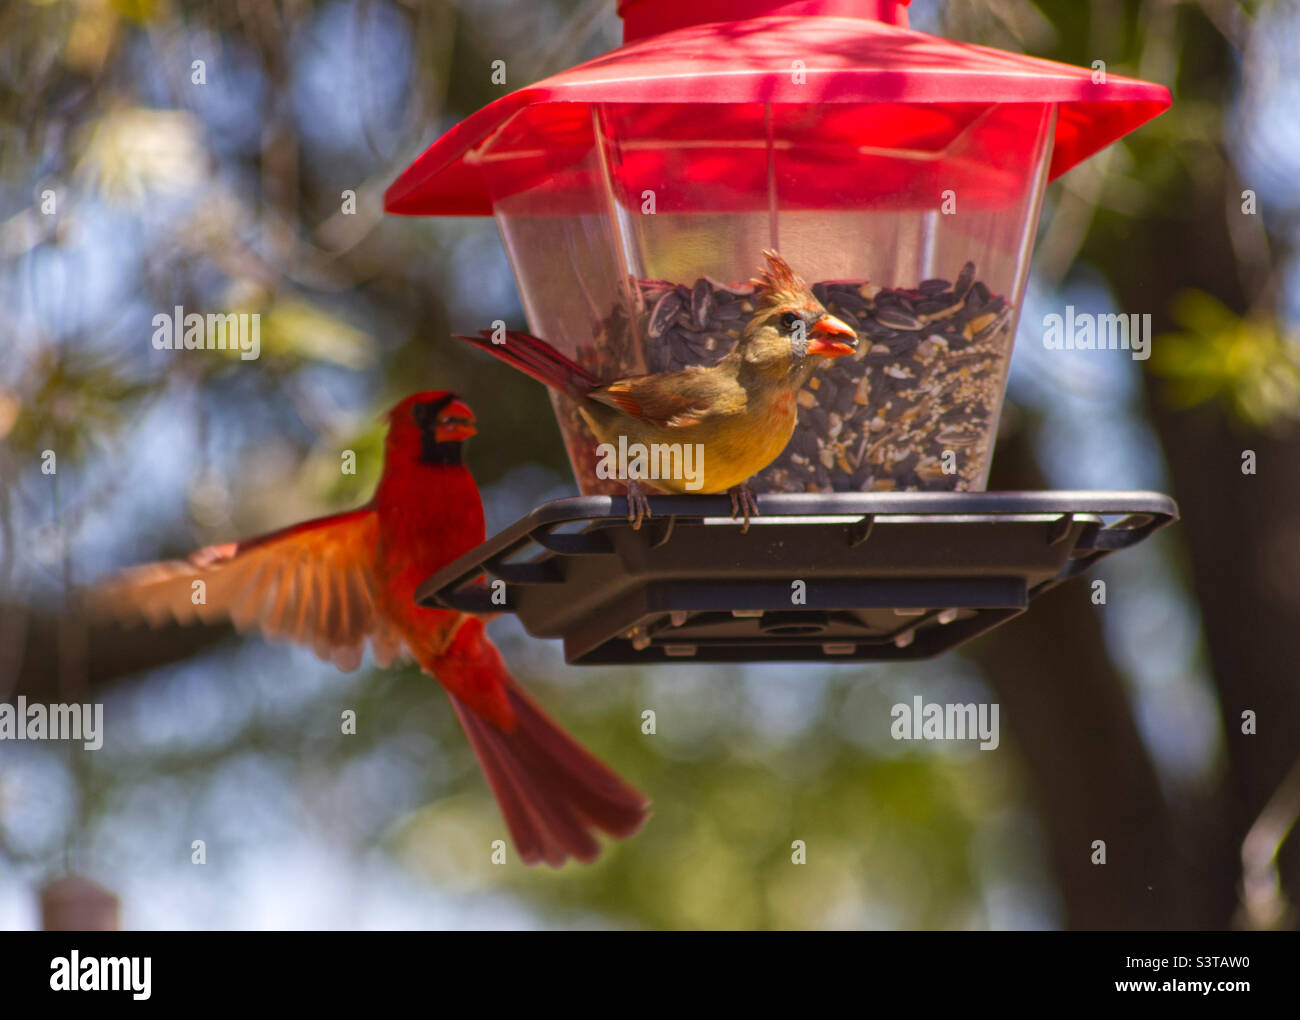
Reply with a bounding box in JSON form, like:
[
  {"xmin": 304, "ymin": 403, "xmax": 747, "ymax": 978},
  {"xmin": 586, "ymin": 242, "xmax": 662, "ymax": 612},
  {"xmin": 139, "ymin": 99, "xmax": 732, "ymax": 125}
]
[{"xmin": 388, "ymin": 0, "xmax": 1179, "ymax": 663}]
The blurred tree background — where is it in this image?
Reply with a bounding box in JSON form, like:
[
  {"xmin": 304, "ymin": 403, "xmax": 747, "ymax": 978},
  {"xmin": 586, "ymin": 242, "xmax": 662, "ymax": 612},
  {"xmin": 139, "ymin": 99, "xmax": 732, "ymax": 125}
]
[{"xmin": 1, "ymin": 0, "xmax": 1298, "ymax": 929}]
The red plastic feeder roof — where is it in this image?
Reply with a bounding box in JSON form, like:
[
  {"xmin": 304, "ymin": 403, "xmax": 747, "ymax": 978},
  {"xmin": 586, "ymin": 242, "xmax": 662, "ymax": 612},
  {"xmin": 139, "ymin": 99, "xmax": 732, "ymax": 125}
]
[{"xmin": 385, "ymin": 2, "xmax": 1171, "ymax": 217}]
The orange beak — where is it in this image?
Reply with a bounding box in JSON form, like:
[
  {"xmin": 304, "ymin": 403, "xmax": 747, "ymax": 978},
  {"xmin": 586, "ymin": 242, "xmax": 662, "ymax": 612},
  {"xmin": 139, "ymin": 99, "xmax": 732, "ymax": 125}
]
[
  {"xmin": 807, "ymin": 314, "xmax": 858, "ymax": 357},
  {"xmin": 438, "ymin": 415, "xmax": 477, "ymax": 442}
]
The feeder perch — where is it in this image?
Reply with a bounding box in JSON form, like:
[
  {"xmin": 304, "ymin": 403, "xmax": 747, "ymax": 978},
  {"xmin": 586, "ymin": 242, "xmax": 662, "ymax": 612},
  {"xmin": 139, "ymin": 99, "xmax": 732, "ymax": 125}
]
[
  {"xmin": 387, "ymin": 0, "xmax": 1177, "ymax": 663},
  {"xmin": 417, "ymin": 491, "xmax": 1177, "ymax": 663}
]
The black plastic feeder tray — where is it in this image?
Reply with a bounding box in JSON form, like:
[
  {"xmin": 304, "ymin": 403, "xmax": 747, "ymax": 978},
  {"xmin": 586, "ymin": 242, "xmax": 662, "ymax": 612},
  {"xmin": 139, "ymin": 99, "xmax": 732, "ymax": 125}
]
[{"xmin": 417, "ymin": 491, "xmax": 1178, "ymax": 664}]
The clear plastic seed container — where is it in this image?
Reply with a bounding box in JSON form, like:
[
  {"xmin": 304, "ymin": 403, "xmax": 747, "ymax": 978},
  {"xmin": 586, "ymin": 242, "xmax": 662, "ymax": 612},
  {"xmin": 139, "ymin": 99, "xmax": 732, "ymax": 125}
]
[{"xmin": 483, "ymin": 100, "xmax": 1055, "ymax": 494}]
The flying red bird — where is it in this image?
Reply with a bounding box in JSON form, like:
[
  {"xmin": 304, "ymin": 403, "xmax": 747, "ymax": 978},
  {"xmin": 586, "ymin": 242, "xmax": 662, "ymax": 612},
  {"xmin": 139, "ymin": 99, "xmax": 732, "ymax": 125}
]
[{"xmin": 90, "ymin": 392, "xmax": 648, "ymax": 866}]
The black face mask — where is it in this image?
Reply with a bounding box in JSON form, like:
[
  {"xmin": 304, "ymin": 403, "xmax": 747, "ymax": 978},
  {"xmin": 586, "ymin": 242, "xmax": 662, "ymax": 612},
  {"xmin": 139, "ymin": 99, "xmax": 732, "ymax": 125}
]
[
  {"xmin": 412, "ymin": 394, "xmax": 465, "ymax": 466},
  {"xmin": 419, "ymin": 436, "xmax": 464, "ymax": 466}
]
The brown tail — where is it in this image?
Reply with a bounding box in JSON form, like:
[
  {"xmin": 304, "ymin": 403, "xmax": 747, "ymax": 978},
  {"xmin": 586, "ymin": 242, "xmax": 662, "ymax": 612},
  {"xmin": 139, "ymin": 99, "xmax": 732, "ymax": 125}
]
[
  {"xmin": 432, "ymin": 618, "xmax": 649, "ymax": 867},
  {"xmin": 454, "ymin": 330, "xmax": 599, "ymax": 402}
]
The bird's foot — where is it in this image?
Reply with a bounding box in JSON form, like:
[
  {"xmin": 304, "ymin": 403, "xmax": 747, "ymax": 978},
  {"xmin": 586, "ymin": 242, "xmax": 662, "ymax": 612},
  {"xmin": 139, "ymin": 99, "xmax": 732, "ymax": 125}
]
[
  {"xmin": 626, "ymin": 480, "xmax": 652, "ymax": 531},
  {"xmin": 728, "ymin": 483, "xmax": 760, "ymax": 533}
]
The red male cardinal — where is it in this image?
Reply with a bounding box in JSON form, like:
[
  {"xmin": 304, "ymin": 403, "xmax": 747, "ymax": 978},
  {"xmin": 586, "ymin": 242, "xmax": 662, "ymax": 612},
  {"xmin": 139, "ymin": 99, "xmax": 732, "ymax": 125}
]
[
  {"xmin": 90, "ymin": 392, "xmax": 648, "ymax": 866},
  {"xmin": 455, "ymin": 249, "xmax": 856, "ymax": 529}
]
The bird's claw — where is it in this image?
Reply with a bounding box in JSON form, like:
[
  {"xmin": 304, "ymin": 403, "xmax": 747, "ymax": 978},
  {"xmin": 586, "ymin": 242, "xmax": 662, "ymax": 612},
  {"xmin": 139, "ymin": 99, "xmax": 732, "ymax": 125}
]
[
  {"xmin": 728, "ymin": 483, "xmax": 759, "ymax": 533},
  {"xmin": 626, "ymin": 480, "xmax": 652, "ymax": 531}
]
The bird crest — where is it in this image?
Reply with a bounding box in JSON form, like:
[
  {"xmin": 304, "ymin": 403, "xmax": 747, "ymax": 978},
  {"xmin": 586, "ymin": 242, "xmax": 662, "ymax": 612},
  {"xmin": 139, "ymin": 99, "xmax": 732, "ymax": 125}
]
[{"xmin": 751, "ymin": 249, "xmax": 811, "ymax": 309}]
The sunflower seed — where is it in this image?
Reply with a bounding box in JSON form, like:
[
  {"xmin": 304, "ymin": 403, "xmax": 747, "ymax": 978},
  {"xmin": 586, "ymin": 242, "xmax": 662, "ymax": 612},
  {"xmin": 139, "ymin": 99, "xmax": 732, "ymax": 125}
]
[
  {"xmin": 691, "ymin": 279, "xmax": 713, "ymax": 328},
  {"xmin": 953, "ymin": 262, "xmax": 976, "ymax": 301},
  {"xmin": 648, "ymin": 292, "xmax": 683, "ymax": 339},
  {"xmin": 874, "ymin": 308, "xmax": 924, "ymax": 331}
]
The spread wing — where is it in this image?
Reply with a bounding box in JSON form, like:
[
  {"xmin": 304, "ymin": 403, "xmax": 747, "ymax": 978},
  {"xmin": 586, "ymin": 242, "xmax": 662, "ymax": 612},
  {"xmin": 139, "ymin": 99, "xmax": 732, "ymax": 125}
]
[
  {"xmin": 588, "ymin": 367, "xmax": 742, "ymax": 428},
  {"xmin": 87, "ymin": 507, "xmax": 406, "ymax": 672}
]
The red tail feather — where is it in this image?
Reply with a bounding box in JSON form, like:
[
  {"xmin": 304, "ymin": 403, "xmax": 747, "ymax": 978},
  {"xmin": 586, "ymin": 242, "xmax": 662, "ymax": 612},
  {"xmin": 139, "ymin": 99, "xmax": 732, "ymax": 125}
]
[
  {"xmin": 432, "ymin": 619, "xmax": 649, "ymax": 866},
  {"xmin": 454, "ymin": 330, "xmax": 599, "ymax": 401}
]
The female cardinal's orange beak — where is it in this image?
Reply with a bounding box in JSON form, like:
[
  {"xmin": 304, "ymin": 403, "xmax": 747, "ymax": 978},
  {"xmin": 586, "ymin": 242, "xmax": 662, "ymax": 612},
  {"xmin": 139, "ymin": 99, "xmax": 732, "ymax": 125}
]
[{"xmin": 807, "ymin": 314, "xmax": 858, "ymax": 357}]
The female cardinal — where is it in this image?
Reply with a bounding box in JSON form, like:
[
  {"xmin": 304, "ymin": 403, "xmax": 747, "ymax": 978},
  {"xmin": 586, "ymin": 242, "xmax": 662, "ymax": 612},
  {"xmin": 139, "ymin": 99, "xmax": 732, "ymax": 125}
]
[
  {"xmin": 455, "ymin": 250, "xmax": 856, "ymax": 529},
  {"xmin": 89, "ymin": 392, "xmax": 648, "ymax": 867}
]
